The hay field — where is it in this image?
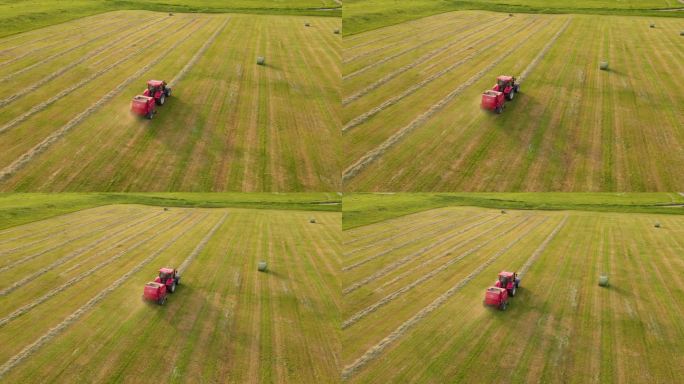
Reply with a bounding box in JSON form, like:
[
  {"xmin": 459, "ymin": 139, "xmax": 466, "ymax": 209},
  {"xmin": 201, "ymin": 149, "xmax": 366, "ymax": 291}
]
[
  {"xmin": 343, "ymin": 206, "xmax": 684, "ymax": 383},
  {"xmin": 342, "ymin": 11, "xmax": 684, "ymax": 191},
  {"xmin": 0, "ymin": 204, "xmax": 340, "ymax": 383},
  {"xmin": 0, "ymin": 10, "xmax": 341, "ymax": 192}
]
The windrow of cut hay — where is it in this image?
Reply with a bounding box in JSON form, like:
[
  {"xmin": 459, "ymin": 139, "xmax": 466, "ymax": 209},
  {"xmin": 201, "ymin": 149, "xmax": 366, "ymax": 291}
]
[
  {"xmin": 344, "ymin": 214, "xmax": 490, "ymax": 269},
  {"xmin": 0, "ymin": 18, "xmax": 200, "ymax": 135},
  {"xmin": 0, "ymin": 212, "xmax": 152, "ymax": 273},
  {"xmin": 343, "ymin": 17, "xmax": 543, "ymax": 132},
  {"xmin": 342, "ymin": 217, "xmax": 548, "ymax": 379},
  {"xmin": 344, "ymin": 210, "xmax": 453, "ymax": 246},
  {"xmin": 344, "ymin": 215, "xmax": 502, "ymax": 294},
  {"xmin": 0, "ymin": 213, "xmax": 198, "ymax": 330},
  {"xmin": 0, "ymin": 17, "xmax": 226, "ymax": 183},
  {"xmin": 0, "ymin": 211, "xmax": 222, "ymax": 380},
  {"xmin": 343, "ymin": 15, "xmax": 516, "ymax": 106},
  {"xmin": 342, "ymin": 18, "xmax": 571, "ymax": 183},
  {"xmin": 342, "ymin": 217, "xmax": 535, "ymax": 329},
  {"xmin": 0, "ymin": 212, "xmax": 165, "ymax": 296},
  {"xmin": 0, "ymin": 16, "xmax": 178, "ymax": 108}
]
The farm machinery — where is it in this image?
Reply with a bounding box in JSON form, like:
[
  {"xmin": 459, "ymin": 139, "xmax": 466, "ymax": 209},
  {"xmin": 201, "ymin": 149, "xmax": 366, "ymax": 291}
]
[
  {"xmin": 480, "ymin": 75, "xmax": 520, "ymax": 114},
  {"xmin": 142, "ymin": 267, "xmax": 181, "ymax": 305},
  {"xmin": 130, "ymin": 80, "xmax": 172, "ymax": 119},
  {"xmin": 483, "ymin": 271, "xmax": 520, "ymax": 310}
]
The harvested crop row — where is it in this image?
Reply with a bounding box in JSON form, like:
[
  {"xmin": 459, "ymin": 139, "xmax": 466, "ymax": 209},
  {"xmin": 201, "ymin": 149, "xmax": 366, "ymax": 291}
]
[
  {"xmin": 0, "ymin": 211, "xmax": 214, "ymax": 380},
  {"xmin": 0, "ymin": 212, "xmax": 197, "ymax": 329},
  {"xmin": 0, "ymin": 211, "xmax": 166, "ymax": 296},
  {"xmin": 344, "ymin": 209, "xmax": 454, "ymax": 246},
  {"xmin": 342, "ymin": 216, "xmax": 548, "ymax": 379},
  {"xmin": 343, "ymin": 215, "xmax": 502, "ymax": 293},
  {"xmin": 342, "ymin": 18, "xmax": 570, "ymax": 183},
  {"xmin": 0, "ymin": 18, "xmax": 219, "ymax": 183},
  {"xmin": 342, "ymin": 216, "xmax": 536, "ymax": 329},
  {"xmin": 0, "ymin": 18, "xmax": 200, "ymax": 135},
  {"xmin": 342, "ymin": 17, "xmax": 544, "ymax": 132}
]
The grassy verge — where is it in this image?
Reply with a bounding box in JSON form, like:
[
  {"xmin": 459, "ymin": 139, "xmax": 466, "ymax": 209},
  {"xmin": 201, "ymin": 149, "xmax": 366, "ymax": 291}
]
[
  {"xmin": 342, "ymin": 193, "xmax": 684, "ymax": 229},
  {"xmin": 0, "ymin": 193, "xmax": 341, "ymax": 230},
  {"xmin": 0, "ymin": 0, "xmax": 340, "ymax": 38},
  {"xmin": 343, "ymin": 0, "xmax": 683, "ymax": 35}
]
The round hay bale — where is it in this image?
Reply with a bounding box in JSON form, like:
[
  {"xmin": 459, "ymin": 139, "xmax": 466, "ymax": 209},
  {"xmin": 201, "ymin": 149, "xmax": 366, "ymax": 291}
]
[
  {"xmin": 654, "ymin": 222, "xmax": 661, "ymax": 228},
  {"xmin": 163, "ymin": 207, "xmax": 169, "ymax": 211},
  {"xmin": 169, "ymin": 13, "xmax": 174, "ymax": 16},
  {"xmin": 680, "ymin": 31, "xmax": 684, "ymax": 36},
  {"xmin": 650, "ymin": 23, "xmax": 655, "ymax": 28},
  {"xmin": 258, "ymin": 261, "xmax": 267, "ymax": 272},
  {"xmin": 309, "ymin": 218, "xmax": 316, "ymax": 224},
  {"xmin": 334, "ymin": 29, "xmax": 340, "ymax": 34},
  {"xmin": 501, "ymin": 210, "xmax": 507, "ymax": 214},
  {"xmin": 509, "ymin": 13, "xmax": 514, "ymax": 17},
  {"xmin": 305, "ymin": 22, "xmax": 311, "ymax": 27},
  {"xmin": 600, "ymin": 61, "xmax": 609, "ymax": 70},
  {"xmin": 598, "ymin": 275, "xmax": 609, "ymax": 287},
  {"xmin": 256, "ymin": 56, "xmax": 266, "ymax": 65}
]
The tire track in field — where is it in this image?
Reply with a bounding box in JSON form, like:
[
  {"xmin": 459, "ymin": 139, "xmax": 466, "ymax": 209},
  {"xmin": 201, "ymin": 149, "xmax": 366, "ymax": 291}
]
[
  {"xmin": 344, "ymin": 215, "xmax": 508, "ymax": 294},
  {"xmin": 0, "ymin": 16, "xmax": 176, "ymax": 108},
  {"xmin": 0, "ymin": 209, "xmax": 146, "ymax": 256},
  {"xmin": 178, "ymin": 212, "xmax": 228, "ymax": 273},
  {"xmin": 518, "ymin": 216, "xmax": 568, "ymax": 278},
  {"xmin": 342, "ymin": 216, "xmax": 536, "ymax": 329},
  {"xmin": 0, "ymin": 18, "xmax": 199, "ymax": 135},
  {"xmin": 344, "ymin": 210, "xmax": 453, "ymax": 246},
  {"xmin": 0, "ymin": 212, "xmax": 208, "ymax": 380},
  {"xmin": 345, "ymin": 212, "xmax": 486, "ymax": 257},
  {"xmin": 517, "ymin": 19, "xmax": 572, "ymax": 83},
  {"xmin": 0, "ymin": 16, "xmax": 159, "ymax": 83},
  {"xmin": 168, "ymin": 17, "xmax": 230, "ymax": 88},
  {"xmin": 0, "ymin": 207, "xmax": 121, "ymax": 246},
  {"xmin": 343, "ymin": 214, "xmax": 495, "ymax": 272},
  {"xmin": 0, "ymin": 211, "xmax": 165, "ymax": 296},
  {"xmin": 341, "ymin": 217, "xmax": 547, "ymax": 379},
  {"xmin": 0, "ymin": 212, "xmax": 150, "ymax": 272},
  {"xmin": 0, "ymin": 212, "xmax": 197, "ymax": 330},
  {"xmin": 0, "ymin": 18, "xmax": 219, "ymax": 183},
  {"xmin": 342, "ymin": 18, "xmax": 571, "ymax": 183},
  {"xmin": 342, "ymin": 17, "xmax": 542, "ymax": 131},
  {"xmin": 343, "ymin": 18, "xmax": 487, "ymax": 81},
  {"xmin": 343, "ymin": 18, "xmax": 477, "ymax": 64},
  {"xmin": 342, "ymin": 16, "xmax": 508, "ymax": 105}
]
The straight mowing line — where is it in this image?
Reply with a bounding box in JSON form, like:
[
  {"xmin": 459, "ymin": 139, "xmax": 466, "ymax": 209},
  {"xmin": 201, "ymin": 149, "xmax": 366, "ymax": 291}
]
[
  {"xmin": 341, "ymin": 216, "xmax": 537, "ymax": 330},
  {"xmin": 0, "ymin": 17, "xmax": 218, "ymax": 184},
  {"xmin": 345, "ymin": 212, "xmax": 488, "ymax": 257},
  {"xmin": 342, "ymin": 17, "xmax": 544, "ymax": 131},
  {"xmin": 0, "ymin": 211, "xmax": 152, "ymax": 272},
  {"xmin": 343, "ymin": 16, "xmax": 507, "ymax": 105},
  {"xmin": 344, "ymin": 210, "xmax": 454, "ymax": 246},
  {"xmin": 0, "ymin": 18, "xmax": 200, "ymax": 135},
  {"xmin": 344, "ymin": 215, "xmax": 510, "ymax": 295},
  {"xmin": 341, "ymin": 216, "xmax": 549, "ymax": 380},
  {"xmin": 0, "ymin": 16, "xmax": 160, "ymax": 83},
  {"xmin": 0, "ymin": 211, "xmax": 208, "ymax": 380},
  {"xmin": 343, "ymin": 214, "xmax": 495, "ymax": 272},
  {"xmin": 0, "ymin": 212, "xmax": 198, "ymax": 330},
  {"xmin": 0, "ymin": 211, "xmax": 166, "ymax": 296},
  {"xmin": 0, "ymin": 16, "xmax": 176, "ymax": 108},
  {"xmin": 342, "ymin": 18, "xmax": 572, "ymax": 183},
  {"xmin": 343, "ymin": 18, "xmax": 487, "ymax": 81}
]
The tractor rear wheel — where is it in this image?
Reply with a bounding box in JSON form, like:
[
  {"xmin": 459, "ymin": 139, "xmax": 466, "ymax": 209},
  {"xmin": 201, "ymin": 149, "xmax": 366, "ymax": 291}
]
[
  {"xmin": 511, "ymin": 286, "xmax": 517, "ymax": 296},
  {"xmin": 508, "ymin": 90, "xmax": 515, "ymax": 101},
  {"xmin": 170, "ymin": 282, "xmax": 176, "ymax": 293},
  {"xmin": 158, "ymin": 94, "xmax": 166, "ymax": 106}
]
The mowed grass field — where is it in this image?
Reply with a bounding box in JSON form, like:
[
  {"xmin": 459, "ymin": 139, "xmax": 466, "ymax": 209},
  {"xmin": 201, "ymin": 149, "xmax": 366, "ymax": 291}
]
[
  {"xmin": 0, "ymin": 204, "xmax": 340, "ymax": 383},
  {"xmin": 0, "ymin": 10, "xmax": 341, "ymax": 192},
  {"xmin": 342, "ymin": 11, "xmax": 684, "ymax": 191},
  {"xmin": 342, "ymin": 206, "xmax": 684, "ymax": 383}
]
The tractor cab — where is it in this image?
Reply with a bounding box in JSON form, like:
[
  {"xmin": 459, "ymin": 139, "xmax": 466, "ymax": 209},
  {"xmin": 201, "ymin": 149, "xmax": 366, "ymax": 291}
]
[
  {"xmin": 494, "ymin": 271, "xmax": 520, "ymax": 296},
  {"xmin": 154, "ymin": 267, "xmax": 180, "ymax": 293},
  {"xmin": 142, "ymin": 80, "xmax": 171, "ymax": 106},
  {"xmin": 492, "ymin": 75, "xmax": 519, "ymax": 101}
]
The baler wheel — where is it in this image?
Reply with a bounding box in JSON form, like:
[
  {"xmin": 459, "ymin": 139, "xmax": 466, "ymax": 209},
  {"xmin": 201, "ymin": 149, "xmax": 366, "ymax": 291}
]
[
  {"xmin": 146, "ymin": 111, "xmax": 154, "ymax": 120},
  {"xmin": 500, "ymin": 301, "xmax": 508, "ymax": 311},
  {"xmin": 158, "ymin": 296, "xmax": 166, "ymax": 305},
  {"xmin": 495, "ymin": 106, "xmax": 503, "ymax": 114}
]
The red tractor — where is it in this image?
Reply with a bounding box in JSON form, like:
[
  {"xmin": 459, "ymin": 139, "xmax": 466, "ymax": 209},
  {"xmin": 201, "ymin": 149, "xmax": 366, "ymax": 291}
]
[
  {"xmin": 142, "ymin": 267, "xmax": 180, "ymax": 305},
  {"xmin": 483, "ymin": 271, "xmax": 521, "ymax": 311},
  {"xmin": 130, "ymin": 80, "xmax": 172, "ymax": 119},
  {"xmin": 480, "ymin": 75, "xmax": 520, "ymax": 114}
]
